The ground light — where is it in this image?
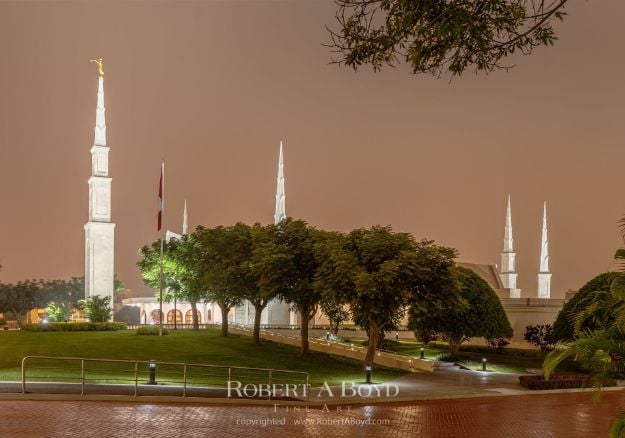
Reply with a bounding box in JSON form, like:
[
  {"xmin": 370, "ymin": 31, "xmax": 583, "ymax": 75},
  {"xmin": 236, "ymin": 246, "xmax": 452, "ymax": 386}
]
[
  {"xmin": 148, "ymin": 360, "xmax": 157, "ymax": 385},
  {"xmin": 365, "ymin": 365, "xmax": 372, "ymax": 384}
]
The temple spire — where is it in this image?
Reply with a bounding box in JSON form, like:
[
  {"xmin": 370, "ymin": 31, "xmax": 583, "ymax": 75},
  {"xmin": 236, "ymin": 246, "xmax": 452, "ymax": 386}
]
[
  {"xmin": 498, "ymin": 195, "xmax": 519, "ymax": 297},
  {"xmin": 182, "ymin": 200, "xmax": 188, "ymax": 235},
  {"xmin": 92, "ymin": 61, "xmax": 106, "ymax": 147},
  {"xmin": 274, "ymin": 141, "xmax": 286, "ymax": 224},
  {"xmin": 503, "ymin": 194, "xmax": 513, "ymax": 253},
  {"xmin": 537, "ymin": 201, "xmax": 552, "ymax": 298}
]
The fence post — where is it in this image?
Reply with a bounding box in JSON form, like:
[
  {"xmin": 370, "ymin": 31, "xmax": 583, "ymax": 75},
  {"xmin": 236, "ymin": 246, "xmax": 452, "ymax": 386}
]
[
  {"xmin": 227, "ymin": 367, "xmax": 231, "ymax": 398},
  {"xmin": 81, "ymin": 359, "xmax": 85, "ymax": 396},
  {"xmin": 21, "ymin": 357, "xmax": 27, "ymax": 394},
  {"xmin": 268, "ymin": 370, "xmax": 272, "ymax": 401},
  {"xmin": 183, "ymin": 364, "xmax": 187, "ymax": 398},
  {"xmin": 134, "ymin": 362, "xmax": 138, "ymax": 397}
]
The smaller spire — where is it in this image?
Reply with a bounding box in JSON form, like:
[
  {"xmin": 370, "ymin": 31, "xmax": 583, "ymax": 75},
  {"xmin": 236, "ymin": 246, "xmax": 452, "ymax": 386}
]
[
  {"xmin": 274, "ymin": 141, "xmax": 286, "ymax": 224},
  {"xmin": 503, "ymin": 194, "xmax": 513, "ymax": 253},
  {"xmin": 539, "ymin": 201, "xmax": 549, "ymax": 273},
  {"xmin": 182, "ymin": 200, "xmax": 188, "ymax": 235}
]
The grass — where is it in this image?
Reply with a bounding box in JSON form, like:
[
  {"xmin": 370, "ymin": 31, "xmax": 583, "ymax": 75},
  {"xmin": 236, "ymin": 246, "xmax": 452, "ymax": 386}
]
[
  {"xmin": 0, "ymin": 329, "xmax": 406, "ymax": 387},
  {"xmin": 345, "ymin": 339, "xmax": 583, "ymax": 375}
]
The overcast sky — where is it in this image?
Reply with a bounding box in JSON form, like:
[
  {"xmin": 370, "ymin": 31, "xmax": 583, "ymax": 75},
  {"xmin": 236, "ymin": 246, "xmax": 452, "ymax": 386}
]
[{"xmin": 1, "ymin": 0, "xmax": 623, "ymax": 298}]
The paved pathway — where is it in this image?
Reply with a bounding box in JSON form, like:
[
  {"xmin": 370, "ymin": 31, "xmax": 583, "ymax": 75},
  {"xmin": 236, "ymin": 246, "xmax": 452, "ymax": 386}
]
[{"xmin": 1, "ymin": 391, "xmax": 624, "ymax": 437}]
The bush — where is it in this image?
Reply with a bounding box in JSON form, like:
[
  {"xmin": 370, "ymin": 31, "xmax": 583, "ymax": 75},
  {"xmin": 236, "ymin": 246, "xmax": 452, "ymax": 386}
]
[
  {"xmin": 524, "ymin": 324, "xmax": 555, "ymax": 352},
  {"xmin": 434, "ymin": 352, "xmax": 459, "ymax": 362},
  {"xmin": 21, "ymin": 322, "xmax": 127, "ymax": 332},
  {"xmin": 487, "ymin": 337, "xmax": 511, "ymax": 351},
  {"xmin": 427, "ymin": 340, "xmax": 450, "ymax": 349},
  {"xmin": 519, "ymin": 374, "xmax": 616, "ymax": 390},
  {"xmin": 137, "ymin": 326, "xmax": 169, "ymax": 335},
  {"xmin": 0, "ymin": 318, "xmax": 6, "ymax": 326}
]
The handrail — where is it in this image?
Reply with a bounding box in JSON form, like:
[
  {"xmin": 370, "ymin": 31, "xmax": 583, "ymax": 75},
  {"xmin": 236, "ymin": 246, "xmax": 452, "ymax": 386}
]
[{"xmin": 21, "ymin": 356, "xmax": 309, "ymax": 402}]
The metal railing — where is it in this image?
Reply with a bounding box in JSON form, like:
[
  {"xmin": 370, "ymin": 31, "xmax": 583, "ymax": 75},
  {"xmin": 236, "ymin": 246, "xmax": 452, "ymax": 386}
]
[{"xmin": 21, "ymin": 356, "xmax": 309, "ymax": 402}]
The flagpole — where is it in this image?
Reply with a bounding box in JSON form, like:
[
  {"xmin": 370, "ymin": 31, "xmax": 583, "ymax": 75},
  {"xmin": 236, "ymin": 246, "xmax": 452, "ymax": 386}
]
[{"xmin": 158, "ymin": 161, "xmax": 165, "ymax": 337}]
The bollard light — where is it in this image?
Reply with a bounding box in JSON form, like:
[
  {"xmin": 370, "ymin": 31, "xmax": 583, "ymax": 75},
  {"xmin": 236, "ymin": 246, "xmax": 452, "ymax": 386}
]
[
  {"xmin": 482, "ymin": 358, "xmax": 487, "ymax": 372},
  {"xmin": 365, "ymin": 365, "xmax": 372, "ymax": 384},
  {"xmin": 420, "ymin": 347, "xmax": 425, "ymax": 359},
  {"xmin": 148, "ymin": 360, "xmax": 157, "ymax": 385},
  {"xmin": 395, "ymin": 332, "xmax": 399, "ymax": 341},
  {"xmin": 326, "ymin": 331, "xmax": 330, "ymax": 341}
]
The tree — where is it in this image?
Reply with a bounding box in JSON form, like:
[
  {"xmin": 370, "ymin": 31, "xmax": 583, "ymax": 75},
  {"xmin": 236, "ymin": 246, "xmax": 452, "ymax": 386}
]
[
  {"xmin": 78, "ymin": 295, "xmax": 112, "ymax": 322},
  {"xmin": 138, "ymin": 236, "xmax": 206, "ymax": 330},
  {"xmin": 253, "ymin": 219, "xmax": 326, "ymax": 354},
  {"xmin": 552, "ymin": 272, "xmax": 622, "ymax": 342},
  {"xmin": 524, "ymin": 324, "xmax": 555, "ymax": 352},
  {"xmin": 409, "ymin": 266, "xmax": 513, "ymax": 356},
  {"xmin": 320, "ymin": 297, "xmax": 350, "ymax": 336},
  {"xmin": 0, "ymin": 280, "xmax": 42, "ymax": 327},
  {"xmin": 327, "ymin": 0, "xmax": 568, "ymax": 77},
  {"xmin": 195, "ymin": 225, "xmax": 250, "ymax": 337},
  {"xmin": 315, "ymin": 225, "xmax": 457, "ymax": 368}
]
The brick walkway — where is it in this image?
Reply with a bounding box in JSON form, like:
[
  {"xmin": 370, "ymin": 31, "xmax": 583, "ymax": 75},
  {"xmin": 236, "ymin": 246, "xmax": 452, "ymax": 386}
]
[{"xmin": 1, "ymin": 392, "xmax": 623, "ymax": 437}]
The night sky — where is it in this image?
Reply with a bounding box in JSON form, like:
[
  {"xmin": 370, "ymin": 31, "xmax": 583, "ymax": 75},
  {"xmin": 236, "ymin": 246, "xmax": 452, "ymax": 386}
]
[{"xmin": 1, "ymin": 1, "xmax": 623, "ymax": 298}]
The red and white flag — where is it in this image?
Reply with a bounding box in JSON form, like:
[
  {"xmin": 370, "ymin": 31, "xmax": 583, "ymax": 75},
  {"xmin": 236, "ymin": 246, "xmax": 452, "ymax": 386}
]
[{"xmin": 157, "ymin": 161, "xmax": 164, "ymax": 232}]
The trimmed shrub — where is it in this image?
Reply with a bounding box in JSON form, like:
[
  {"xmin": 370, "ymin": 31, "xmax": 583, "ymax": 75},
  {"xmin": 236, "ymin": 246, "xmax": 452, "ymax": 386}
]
[
  {"xmin": 524, "ymin": 324, "xmax": 555, "ymax": 352},
  {"xmin": 21, "ymin": 322, "xmax": 127, "ymax": 332},
  {"xmin": 487, "ymin": 337, "xmax": 511, "ymax": 351},
  {"xmin": 427, "ymin": 340, "xmax": 450, "ymax": 349},
  {"xmin": 519, "ymin": 374, "xmax": 616, "ymax": 390},
  {"xmin": 137, "ymin": 326, "xmax": 169, "ymax": 335}
]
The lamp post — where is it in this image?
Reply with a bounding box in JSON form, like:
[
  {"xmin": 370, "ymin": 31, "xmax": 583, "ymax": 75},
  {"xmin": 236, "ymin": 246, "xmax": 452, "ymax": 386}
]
[{"xmin": 148, "ymin": 360, "xmax": 157, "ymax": 385}]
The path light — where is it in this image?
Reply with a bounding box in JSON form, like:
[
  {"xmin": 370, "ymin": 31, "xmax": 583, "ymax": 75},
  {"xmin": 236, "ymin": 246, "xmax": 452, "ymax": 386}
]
[
  {"xmin": 42, "ymin": 319, "xmax": 49, "ymax": 324},
  {"xmin": 395, "ymin": 332, "xmax": 399, "ymax": 341},
  {"xmin": 420, "ymin": 347, "xmax": 425, "ymax": 359},
  {"xmin": 326, "ymin": 331, "xmax": 330, "ymax": 341},
  {"xmin": 148, "ymin": 360, "xmax": 157, "ymax": 385},
  {"xmin": 482, "ymin": 358, "xmax": 487, "ymax": 372},
  {"xmin": 365, "ymin": 365, "xmax": 372, "ymax": 384}
]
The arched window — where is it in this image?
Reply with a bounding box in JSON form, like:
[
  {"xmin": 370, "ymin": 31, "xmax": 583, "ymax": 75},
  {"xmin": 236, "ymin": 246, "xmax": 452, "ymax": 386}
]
[
  {"xmin": 206, "ymin": 309, "xmax": 212, "ymax": 321},
  {"xmin": 150, "ymin": 309, "xmax": 163, "ymax": 324},
  {"xmin": 167, "ymin": 309, "xmax": 182, "ymax": 325},
  {"xmin": 185, "ymin": 309, "xmax": 202, "ymax": 324}
]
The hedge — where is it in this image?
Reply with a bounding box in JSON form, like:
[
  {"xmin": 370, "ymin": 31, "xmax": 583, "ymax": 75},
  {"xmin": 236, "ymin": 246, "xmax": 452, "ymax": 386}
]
[
  {"xmin": 519, "ymin": 374, "xmax": 616, "ymax": 390},
  {"xmin": 136, "ymin": 326, "xmax": 169, "ymax": 335},
  {"xmin": 21, "ymin": 322, "xmax": 127, "ymax": 332}
]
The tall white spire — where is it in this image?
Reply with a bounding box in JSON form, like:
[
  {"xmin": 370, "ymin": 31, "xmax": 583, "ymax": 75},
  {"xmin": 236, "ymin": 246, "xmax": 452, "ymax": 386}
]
[
  {"xmin": 84, "ymin": 59, "xmax": 116, "ymax": 316},
  {"xmin": 537, "ymin": 201, "xmax": 552, "ymax": 298},
  {"xmin": 499, "ymin": 195, "xmax": 519, "ymax": 297},
  {"xmin": 274, "ymin": 141, "xmax": 286, "ymax": 224},
  {"xmin": 504, "ymin": 194, "xmax": 513, "ymax": 253},
  {"xmin": 182, "ymin": 200, "xmax": 188, "ymax": 235}
]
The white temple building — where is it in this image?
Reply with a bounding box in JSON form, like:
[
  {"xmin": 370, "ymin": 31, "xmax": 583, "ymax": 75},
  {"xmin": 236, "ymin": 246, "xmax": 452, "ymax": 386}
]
[{"xmin": 84, "ymin": 60, "xmax": 116, "ymax": 315}]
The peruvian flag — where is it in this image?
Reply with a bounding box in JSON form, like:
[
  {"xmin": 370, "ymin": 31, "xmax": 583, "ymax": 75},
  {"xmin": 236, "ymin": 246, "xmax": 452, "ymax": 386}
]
[{"xmin": 157, "ymin": 161, "xmax": 164, "ymax": 231}]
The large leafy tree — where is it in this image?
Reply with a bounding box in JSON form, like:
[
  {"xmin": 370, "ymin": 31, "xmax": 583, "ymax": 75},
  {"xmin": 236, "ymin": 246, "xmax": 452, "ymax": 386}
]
[
  {"xmin": 194, "ymin": 224, "xmax": 252, "ymax": 337},
  {"xmin": 315, "ymin": 225, "xmax": 457, "ymax": 368},
  {"xmin": 253, "ymin": 219, "xmax": 327, "ymax": 354},
  {"xmin": 138, "ymin": 236, "xmax": 206, "ymax": 330},
  {"xmin": 410, "ymin": 266, "xmax": 513, "ymax": 356},
  {"xmin": 552, "ymin": 272, "xmax": 623, "ymax": 342},
  {"xmin": 327, "ymin": 0, "xmax": 568, "ymax": 76}
]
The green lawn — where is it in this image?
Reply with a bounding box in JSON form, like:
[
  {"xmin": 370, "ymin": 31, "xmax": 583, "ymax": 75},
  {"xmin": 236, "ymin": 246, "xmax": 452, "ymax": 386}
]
[
  {"xmin": 0, "ymin": 329, "xmax": 406, "ymax": 387},
  {"xmin": 345, "ymin": 339, "xmax": 583, "ymax": 375}
]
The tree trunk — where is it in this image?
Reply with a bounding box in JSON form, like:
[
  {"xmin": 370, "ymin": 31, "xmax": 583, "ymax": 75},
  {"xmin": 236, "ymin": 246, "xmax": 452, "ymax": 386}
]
[
  {"xmin": 191, "ymin": 300, "xmax": 199, "ymax": 331},
  {"xmin": 300, "ymin": 310, "xmax": 310, "ymax": 356},
  {"xmin": 376, "ymin": 331, "xmax": 386, "ymax": 349},
  {"xmin": 331, "ymin": 321, "xmax": 339, "ymax": 336},
  {"xmin": 219, "ymin": 304, "xmax": 229, "ymax": 337},
  {"xmin": 365, "ymin": 317, "xmax": 379, "ymax": 367},
  {"xmin": 449, "ymin": 339, "xmax": 461, "ymax": 357},
  {"xmin": 252, "ymin": 302, "xmax": 264, "ymax": 344}
]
